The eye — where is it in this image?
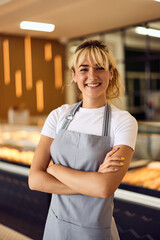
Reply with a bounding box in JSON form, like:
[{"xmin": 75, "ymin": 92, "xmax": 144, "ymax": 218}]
[
  {"xmin": 96, "ymin": 67, "xmax": 105, "ymax": 70},
  {"xmin": 80, "ymin": 68, "xmax": 88, "ymax": 72}
]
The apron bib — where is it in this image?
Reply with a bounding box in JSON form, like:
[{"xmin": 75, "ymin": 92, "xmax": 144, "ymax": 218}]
[{"xmin": 43, "ymin": 101, "xmax": 120, "ymax": 240}]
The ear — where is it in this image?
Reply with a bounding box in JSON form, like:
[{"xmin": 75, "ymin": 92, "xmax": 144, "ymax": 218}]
[
  {"xmin": 109, "ymin": 67, "xmax": 113, "ymax": 81},
  {"xmin": 72, "ymin": 70, "xmax": 76, "ymax": 83}
]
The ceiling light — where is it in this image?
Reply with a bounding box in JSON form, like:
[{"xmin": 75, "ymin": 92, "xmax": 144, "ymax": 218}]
[
  {"xmin": 154, "ymin": 0, "xmax": 160, "ymax": 2},
  {"xmin": 135, "ymin": 27, "xmax": 160, "ymax": 38},
  {"xmin": 20, "ymin": 21, "xmax": 55, "ymax": 32}
]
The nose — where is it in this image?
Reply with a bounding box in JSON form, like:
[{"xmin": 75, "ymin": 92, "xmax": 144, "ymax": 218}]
[{"xmin": 88, "ymin": 67, "xmax": 97, "ymax": 80}]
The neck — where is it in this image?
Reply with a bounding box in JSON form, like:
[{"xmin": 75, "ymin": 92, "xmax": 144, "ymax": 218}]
[{"xmin": 82, "ymin": 97, "xmax": 107, "ymax": 109}]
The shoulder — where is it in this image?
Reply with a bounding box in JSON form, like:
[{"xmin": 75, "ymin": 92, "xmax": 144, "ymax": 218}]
[
  {"xmin": 110, "ymin": 104, "xmax": 138, "ymax": 150},
  {"xmin": 48, "ymin": 103, "xmax": 77, "ymax": 122},
  {"xmin": 111, "ymin": 104, "xmax": 138, "ymax": 129},
  {"xmin": 41, "ymin": 103, "xmax": 77, "ymax": 138}
]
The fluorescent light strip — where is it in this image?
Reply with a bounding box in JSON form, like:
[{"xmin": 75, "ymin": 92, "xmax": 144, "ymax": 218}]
[
  {"xmin": 135, "ymin": 27, "xmax": 160, "ymax": 38},
  {"xmin": 20, "ymin": 21, "xmax": 55, "ymax": 32}
]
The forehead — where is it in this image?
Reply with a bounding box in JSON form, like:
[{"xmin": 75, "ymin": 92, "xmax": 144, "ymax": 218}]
[
  {"xmin": 78, "ymin": 55, "xmax": 95, "ymax": 67},
  {"xmin": 76, "ymin": 50, "xmax": 109, "ymax": 69}
]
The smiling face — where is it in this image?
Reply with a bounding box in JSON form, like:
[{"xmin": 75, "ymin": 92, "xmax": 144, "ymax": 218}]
[{"xmin": 72, "ymin": 54, "xmax": 113, "ymax": 107}]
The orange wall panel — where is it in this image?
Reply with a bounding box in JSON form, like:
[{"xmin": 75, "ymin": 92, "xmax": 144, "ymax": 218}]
[{"xmin": 0, "ymin": 34, "xmax": 65, "ymax": 120}]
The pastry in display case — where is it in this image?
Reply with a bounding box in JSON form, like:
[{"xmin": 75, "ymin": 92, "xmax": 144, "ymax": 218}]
[
  {"xmin": 122, "ymin": 162, "xmax": 160, "ymax": 191},
  {"xmin": 0, "ymin": 124, "xmax": 42, "ymax": 166}
]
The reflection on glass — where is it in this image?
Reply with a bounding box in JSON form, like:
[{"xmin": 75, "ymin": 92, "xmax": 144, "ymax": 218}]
[{"xmin": 124, "ymin": 23, "xmax": 160, "ymax": 121}]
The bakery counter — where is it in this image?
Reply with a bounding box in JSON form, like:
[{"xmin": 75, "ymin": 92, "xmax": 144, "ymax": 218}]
[
  {"xmin": 0, "ymin": 161, "xmax": 51, "ymax": 240},
  {"xmin": 113, "ymin": 191, "xmax": 160, "ymax": 240},
  {"xmin": 114, "ymin": 120, "xmax": 160, "ymax": 240},
  {"xmin": 114, "ymin": 171, "xmax": 160, "ymax": 239},
  {"xmin": 114, "ymin": 161, "xmax": 160, "ymax": 240},
  {"xmin": 1, "ymin": 160, "xmax": 160, "ymax": 240},
  {"xmin": 0, "ymin": 124, "xmax": 50, "ymax": 239}
]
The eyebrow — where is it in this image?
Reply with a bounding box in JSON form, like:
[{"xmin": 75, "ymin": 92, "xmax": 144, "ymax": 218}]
[{"xmin": 79, "ymin": 64, "xmax": 89, "ymax": 68}]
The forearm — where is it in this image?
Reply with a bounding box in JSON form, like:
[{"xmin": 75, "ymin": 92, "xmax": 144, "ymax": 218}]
[
  {"xmin": 29, "ymin": 169, "xmax": 79, "ymax": 195},
  {"xmin": 47, "ymin": 164, "xmax": 105, "ymax": 198},
  {"xmin": 29, "ymin": 135, "xmax": 79, "ymax": 195},
  {"xmin": 47, "ymin": 145, "xmax": 133, "ymax": 198}
]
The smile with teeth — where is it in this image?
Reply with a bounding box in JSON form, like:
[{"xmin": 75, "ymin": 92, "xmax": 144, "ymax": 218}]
[{"xmin": 86, "ymin": 83, "xmax": 101, "ymax": 87}]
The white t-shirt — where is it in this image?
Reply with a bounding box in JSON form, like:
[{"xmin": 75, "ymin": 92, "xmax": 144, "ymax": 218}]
[{"xmin": 41, "ymin": 103, "xmax": 138, "ymax": 150}]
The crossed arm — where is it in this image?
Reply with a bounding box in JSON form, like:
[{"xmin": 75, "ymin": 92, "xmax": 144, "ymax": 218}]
[{"xmin": 29, "ymin": 135, "xmax": 133, "ymax": 198}]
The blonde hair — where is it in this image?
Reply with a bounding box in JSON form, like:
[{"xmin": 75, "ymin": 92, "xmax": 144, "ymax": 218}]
[{"xmin": 69, "ymin": 40, "xmax": 124, "ymax": 100}]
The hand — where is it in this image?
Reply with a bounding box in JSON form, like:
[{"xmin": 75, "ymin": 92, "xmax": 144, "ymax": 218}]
[
  {"xmin": 98, "ymin": 147, "xmax": 125, "ymax": 173},
  {"xmin": 46, "ymin": 164, "xmax": 55, "ymax": 175}
]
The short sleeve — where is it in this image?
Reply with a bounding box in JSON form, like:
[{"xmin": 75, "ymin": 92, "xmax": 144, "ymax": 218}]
[
  {"xmin": 41, "ymin": 109, "xmax": 59, "ymax": 139},
  {"xmin": 113, "ymin": 112, "xmax": 138, "ymax": 150},
  {"xmin": 40, "ymin": 104, "xmax": 74, "ymax": 139}
]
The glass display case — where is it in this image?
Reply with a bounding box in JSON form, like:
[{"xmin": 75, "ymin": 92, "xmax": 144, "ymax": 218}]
[
  {"xmin": 121, "ymin": 121, "xmax": 160, "ymax": 194},
  {"xmin": 0, "ymin": 124, "xmax": 41, "ymax": 166},
  {"xmin": 0, "ymin": 122, "xmax": 160, "ymax": 239},
  {"xmin": 0, "ymin": 121, "xmax": 160, "ymax": 194}
]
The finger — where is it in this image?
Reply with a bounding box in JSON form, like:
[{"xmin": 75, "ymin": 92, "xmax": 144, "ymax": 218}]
[
  {"xmin": 99, "ymin": 160, "xmax": 125, "ymax": 171},
  {"xmin": 99, "ymin": 167, "xmax": 120, "ymax": 173},
  {"xmin": 106, "ymin": 147, "xmax": 120, "ymax": 158},
  {"xmin": 102, "ymin": 160, "xmax": 124, "ymax": 167},
  {"xmin": 99, "ymin": 165, "xmax": 122, "ymax": 173},
  {"xmin": 103, "ymin": 156, "xmax": 125, "ymax": 165}
]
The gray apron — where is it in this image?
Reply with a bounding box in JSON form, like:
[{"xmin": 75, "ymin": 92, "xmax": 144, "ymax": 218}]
[{"xmin": 43, "ymin": 101, "xmax": 120, "ymax": 240}]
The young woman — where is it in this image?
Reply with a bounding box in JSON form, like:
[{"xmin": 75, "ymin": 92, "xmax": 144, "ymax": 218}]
[{"xmin": 29, "ymin": 40, "xmax": 138, "ymax": 240}]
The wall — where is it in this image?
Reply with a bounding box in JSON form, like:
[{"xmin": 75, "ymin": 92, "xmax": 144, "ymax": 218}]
[{"xmin": 0, "ymin": 34, "xmax": 65, "ymax": 121}]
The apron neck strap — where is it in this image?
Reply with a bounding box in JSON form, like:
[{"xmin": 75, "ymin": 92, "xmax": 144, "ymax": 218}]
[
  {"xmin": 61, "ymin": 100, "xmax": 111, "ymax": 137},
  {"xmin": 102, "ymin": 103, "xmax": 111, "ymax": 137},
  {"xmin": 61, "ymin": 101, "xmax": 83, "ymax": 130}
]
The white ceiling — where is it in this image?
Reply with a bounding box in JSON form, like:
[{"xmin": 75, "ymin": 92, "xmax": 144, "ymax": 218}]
[{"xmin": 0, "ymin": 0, "xmax": 160, "ymax": 41}]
